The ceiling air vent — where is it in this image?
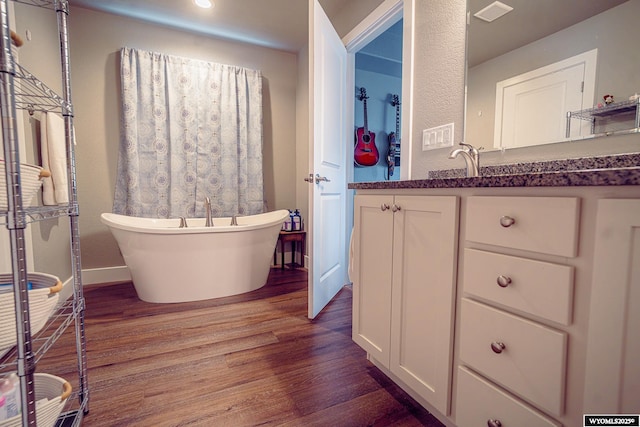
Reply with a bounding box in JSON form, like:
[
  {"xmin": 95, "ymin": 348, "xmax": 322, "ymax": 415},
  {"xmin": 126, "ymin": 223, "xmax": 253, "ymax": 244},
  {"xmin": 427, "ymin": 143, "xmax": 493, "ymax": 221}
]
[{"xmin": 474, "ymin": 1, "xmax": 513, "ymax": 22}]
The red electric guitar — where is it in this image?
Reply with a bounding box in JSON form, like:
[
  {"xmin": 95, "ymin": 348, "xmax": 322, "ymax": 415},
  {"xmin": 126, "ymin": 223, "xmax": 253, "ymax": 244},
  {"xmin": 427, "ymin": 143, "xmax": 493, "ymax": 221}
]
[{"xmin": 354, "ymin": 88, "xmax": 379, "ymax": 167}]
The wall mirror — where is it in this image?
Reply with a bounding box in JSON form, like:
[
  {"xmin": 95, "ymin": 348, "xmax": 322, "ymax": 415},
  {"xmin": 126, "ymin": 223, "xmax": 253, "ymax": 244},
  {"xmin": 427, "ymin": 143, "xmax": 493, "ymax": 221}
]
[{"xmin": 465, "ymin": 0, "xmax": 639, "ymax": 152}]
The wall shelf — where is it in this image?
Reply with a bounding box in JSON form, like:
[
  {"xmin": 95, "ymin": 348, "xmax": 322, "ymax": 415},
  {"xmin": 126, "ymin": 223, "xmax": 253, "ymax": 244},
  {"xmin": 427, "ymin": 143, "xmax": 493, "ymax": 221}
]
[{"xmin": 566, "ymin": 98, "xmax": 640, "ymax": 137}]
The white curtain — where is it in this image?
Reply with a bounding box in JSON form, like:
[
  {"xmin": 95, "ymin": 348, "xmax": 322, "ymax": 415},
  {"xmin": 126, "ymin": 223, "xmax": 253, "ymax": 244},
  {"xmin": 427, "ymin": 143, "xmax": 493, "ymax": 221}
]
[{"xmin": 114, "ymin": 47, "xmax": 264, "ymax": 218}]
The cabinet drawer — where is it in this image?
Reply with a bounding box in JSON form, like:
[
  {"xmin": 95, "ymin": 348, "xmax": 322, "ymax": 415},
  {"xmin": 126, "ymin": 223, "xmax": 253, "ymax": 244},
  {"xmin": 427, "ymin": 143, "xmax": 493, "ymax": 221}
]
[
  {"xmin": 466, "ymin": 196, "xmax": 579, "ymax": 257},
  {"xmin": 463, "ymin": 248, "xmax": 574, "ymax": 325},
  {"xmin": 456, "ymin": 366, "xmax": 561, "ymax": 427},
  {"xmin": 459, "ymin": 298, "xmax": 567, "ymax": 416}
]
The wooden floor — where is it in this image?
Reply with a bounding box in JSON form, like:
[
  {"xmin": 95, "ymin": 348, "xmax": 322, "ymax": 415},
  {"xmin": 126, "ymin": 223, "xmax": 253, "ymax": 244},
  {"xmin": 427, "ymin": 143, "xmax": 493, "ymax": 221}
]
[{"xmin": 39, "ymin": 268, "xmax": 444, "ymax": 427}]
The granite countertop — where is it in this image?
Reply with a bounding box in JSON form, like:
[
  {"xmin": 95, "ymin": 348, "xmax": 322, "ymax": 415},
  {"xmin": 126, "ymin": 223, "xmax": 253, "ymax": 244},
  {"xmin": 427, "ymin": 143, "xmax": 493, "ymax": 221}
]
[{"xmin": 348, "ymin": 153, "xmax": 640, "ymax": 190}]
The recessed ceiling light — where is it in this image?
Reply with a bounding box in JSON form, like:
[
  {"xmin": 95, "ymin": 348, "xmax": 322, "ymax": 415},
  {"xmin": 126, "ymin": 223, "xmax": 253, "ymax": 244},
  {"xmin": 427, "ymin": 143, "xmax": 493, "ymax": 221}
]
[
  {"xmin": 194, "ymin": 0, "xmax": 213, "ymax": 9},
  {"xmin": 474, "ymin": 1, "xmax": 513, "ymax": 22}
]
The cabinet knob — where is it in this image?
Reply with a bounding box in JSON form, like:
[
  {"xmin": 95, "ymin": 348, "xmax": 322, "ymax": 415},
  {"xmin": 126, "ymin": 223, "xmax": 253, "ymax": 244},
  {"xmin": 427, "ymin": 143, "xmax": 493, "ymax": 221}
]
[
  {"xmin": 487, "ymin": 419, "xmax": 503, "ymax": 427},
  {"xmin": 496, "ymin": 275, "xmax": 512, "ymax": 288},
  {"xmin": 499, "ymin": 215, "xmax": 515, "ymax": 227},
  {"xmin": 490, "ymin": 341, "xmax": 506, "ymax": 354},
  {"xmin": 381, "ymin": 204, "xmax": 390, "ymax": 211},
  {"xmin": 392, "ymin": 204, "xmax": 401, "ymax": 212}
]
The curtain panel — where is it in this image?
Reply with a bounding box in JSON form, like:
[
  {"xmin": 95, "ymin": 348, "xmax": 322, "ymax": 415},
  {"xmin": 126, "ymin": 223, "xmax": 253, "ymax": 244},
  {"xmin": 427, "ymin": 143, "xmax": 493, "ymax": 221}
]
[{"xmin": 114, "ymin": 47, "xmax": 264, "ymax": 218}]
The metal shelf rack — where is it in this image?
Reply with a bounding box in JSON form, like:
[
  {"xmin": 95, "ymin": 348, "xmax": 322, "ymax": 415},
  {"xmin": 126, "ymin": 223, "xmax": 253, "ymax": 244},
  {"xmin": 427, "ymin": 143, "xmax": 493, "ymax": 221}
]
[
  {"xmin": 0, "ymin": 0, "xmax": 88, "ymax": 425},
  {"xmin": 566, "ymin": 98, "xmax": 640, "ymax": 138}
]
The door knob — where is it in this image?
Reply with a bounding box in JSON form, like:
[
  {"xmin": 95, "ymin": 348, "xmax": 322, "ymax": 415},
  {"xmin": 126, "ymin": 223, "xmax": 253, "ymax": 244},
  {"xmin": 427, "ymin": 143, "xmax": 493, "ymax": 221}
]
[
  {"xmin": 314, "ymin": 174, "xmax": 331, "ymax": 184},
  {"xmin": 304, "ymin": 174, "xmax": 313, "ymax": 183}
]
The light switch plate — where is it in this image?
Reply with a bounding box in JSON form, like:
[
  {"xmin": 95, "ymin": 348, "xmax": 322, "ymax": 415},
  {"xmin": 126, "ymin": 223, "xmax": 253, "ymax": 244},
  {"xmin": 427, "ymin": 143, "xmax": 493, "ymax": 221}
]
[{"xmin": 422, "ymin": 123, "xmax": 454, "ymax": 151}]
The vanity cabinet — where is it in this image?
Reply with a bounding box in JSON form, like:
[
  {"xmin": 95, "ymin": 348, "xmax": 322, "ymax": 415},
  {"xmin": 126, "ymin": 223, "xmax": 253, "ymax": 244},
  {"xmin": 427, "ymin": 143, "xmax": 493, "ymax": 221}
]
[
  {"xmin": 352, "ymin": 183, "xmax": 640, "ymax": 427},
  {"xmin": 458, "ymin": 196, "xmax": 579, "ymax": 424},
  {"xmin": 352, "ymin": 194, "xmax": 459, "ymax": 415},
  {"xmin": 583, "ymin": 199, "xmax": 640, "ymax": 414}
]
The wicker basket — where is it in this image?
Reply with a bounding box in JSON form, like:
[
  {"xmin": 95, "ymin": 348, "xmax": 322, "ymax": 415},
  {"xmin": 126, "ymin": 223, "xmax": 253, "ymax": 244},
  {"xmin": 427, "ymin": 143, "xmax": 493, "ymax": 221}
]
[
  {"xmin": 0, "ymin": 159, "xmax": 50, "ymax": 210},
  {"xmin": 0, "ymin": 373, "xmax": 71, "ymax": 427},
  {"xmin": 0, "ymin": 273, "xmax": 62, "ymax": 358}
]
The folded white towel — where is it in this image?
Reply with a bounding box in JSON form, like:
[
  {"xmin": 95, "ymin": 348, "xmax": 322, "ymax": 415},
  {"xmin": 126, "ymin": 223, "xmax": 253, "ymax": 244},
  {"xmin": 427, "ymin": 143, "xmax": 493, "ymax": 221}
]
[{"xmin": 40, "ymin": 112, "xmax": 68, "ymax": 205}]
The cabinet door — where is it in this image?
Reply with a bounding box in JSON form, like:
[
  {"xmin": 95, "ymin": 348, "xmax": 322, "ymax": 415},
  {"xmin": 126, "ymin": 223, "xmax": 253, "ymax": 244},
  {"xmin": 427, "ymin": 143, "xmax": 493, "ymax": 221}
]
[
  {"xmin": 352, "ymin": 194, "xmax": 394, "ymax": 367},
  {"xmin": 584, "ymin": 199, "xmax": 640, "ymax": 413},
  {"xmin": 389, "ymin": 195, "xmax": 459, "ymax": 415}
]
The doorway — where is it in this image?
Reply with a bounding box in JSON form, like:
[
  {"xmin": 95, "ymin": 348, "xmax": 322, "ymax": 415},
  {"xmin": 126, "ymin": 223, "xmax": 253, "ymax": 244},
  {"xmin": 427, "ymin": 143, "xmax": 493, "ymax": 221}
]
[
  {"xmin": 353, "ymin": 19, "xmax": 404, "ymax": 184},
  {"xmin": 306, "ymin": 0, "xmax": 406, "ymax": 318}
]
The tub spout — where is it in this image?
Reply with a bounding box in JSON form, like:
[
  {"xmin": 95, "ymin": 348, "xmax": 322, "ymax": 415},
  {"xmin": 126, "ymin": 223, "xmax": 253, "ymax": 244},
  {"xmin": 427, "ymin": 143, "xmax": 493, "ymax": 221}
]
[{"xmin": 205, "ymin": 197, "xmax": 213, "ymax": 227}]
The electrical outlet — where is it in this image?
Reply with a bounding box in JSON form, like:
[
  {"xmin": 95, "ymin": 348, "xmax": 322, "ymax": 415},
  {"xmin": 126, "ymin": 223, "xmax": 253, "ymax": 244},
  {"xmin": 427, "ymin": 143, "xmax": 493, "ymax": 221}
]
[{"xmin": 422, "ymin": 123, "xmax": 455, "ymax": 151}]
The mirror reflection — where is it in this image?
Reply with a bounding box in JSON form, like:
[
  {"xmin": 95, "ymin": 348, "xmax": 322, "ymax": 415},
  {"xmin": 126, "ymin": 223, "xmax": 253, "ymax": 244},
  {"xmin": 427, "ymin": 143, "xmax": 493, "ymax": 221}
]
[{"xmin": 465, "ymin": 0, "xmax": 639, "ymax": 151}]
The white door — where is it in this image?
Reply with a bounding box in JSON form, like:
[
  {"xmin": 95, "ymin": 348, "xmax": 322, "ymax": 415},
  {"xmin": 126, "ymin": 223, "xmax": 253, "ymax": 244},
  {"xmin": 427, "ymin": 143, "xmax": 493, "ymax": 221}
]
[
  {"xmin": 307, "ymin": 0, "xmax": 348, "ymax": 319},
  {"xmin": 494, "ymin": 49, "xmax": 596, "ymax": 149}
]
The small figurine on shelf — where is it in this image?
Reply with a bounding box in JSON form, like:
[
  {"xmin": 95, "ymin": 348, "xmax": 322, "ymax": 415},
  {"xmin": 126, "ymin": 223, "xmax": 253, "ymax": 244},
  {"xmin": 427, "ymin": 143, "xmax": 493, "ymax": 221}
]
[{"xmin": 603, "ymin": 94, "xmax": 614, "ymax": 105}]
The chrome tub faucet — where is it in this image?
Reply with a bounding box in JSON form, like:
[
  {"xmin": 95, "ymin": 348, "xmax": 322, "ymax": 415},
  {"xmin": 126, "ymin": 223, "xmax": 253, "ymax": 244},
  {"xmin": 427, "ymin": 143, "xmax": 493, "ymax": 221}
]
[
  {"xmin": 205, "ymin": 197, "xmax": 213, "ymax": 227},
  {"xmin": 449, "ymin": 142, "xmax": 481, "ymax": 177}
]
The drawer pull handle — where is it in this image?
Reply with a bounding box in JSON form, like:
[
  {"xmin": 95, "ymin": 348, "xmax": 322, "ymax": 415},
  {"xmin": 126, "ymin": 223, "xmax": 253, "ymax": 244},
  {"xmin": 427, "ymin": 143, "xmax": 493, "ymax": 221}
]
[
  {"xmin": 491, "ymin": 341, "xmax": 506, "ymax": 354},
  {"xmin": 392, "ymin": 204, "xmax": 401, "ymax": 212},
  {"xmin": 496, "ymin": 275, "xmax": 512, "ymax": 288},
  {"xmin": 381, "ymin": 204, "xmax": 390, "ymax": 211},
  {"xmin": 499, "ymin": 215, "xmax": 515, "ymax": 227},
  {"xmin": 487, "ymin": 420, "xmax": 502, "ymax": 427}
]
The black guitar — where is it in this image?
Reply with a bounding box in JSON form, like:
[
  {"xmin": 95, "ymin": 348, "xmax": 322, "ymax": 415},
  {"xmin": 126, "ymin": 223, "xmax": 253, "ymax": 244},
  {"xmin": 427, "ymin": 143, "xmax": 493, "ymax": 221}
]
[{"xmin": 387, "ymin": 94, "xmax": 400, "ymax": 178}]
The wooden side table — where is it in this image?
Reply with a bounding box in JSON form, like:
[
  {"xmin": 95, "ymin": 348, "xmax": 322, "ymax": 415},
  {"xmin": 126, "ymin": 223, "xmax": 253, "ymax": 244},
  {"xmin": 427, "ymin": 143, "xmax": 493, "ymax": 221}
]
[{"xmin": 274, "ymin": 230, "xmax": 306, "ymax": 269}]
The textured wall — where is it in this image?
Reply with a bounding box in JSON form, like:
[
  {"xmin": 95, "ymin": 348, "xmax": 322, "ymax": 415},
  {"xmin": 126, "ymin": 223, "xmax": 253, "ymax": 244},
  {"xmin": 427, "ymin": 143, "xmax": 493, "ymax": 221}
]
[{"xmin": 409, "ymin": 0, "xmax": 467, "ymax": 179}]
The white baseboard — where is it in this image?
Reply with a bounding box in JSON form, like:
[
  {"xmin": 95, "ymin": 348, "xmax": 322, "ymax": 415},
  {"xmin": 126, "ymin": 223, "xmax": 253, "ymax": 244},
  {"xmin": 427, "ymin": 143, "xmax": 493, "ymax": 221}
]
[
  {"xmin": 58, "ymin": 266, "xmax": 131, "ymax": 302},
  {"xmin": 81, "ymin": 266, "xmax": 131, "ymax": 285}
]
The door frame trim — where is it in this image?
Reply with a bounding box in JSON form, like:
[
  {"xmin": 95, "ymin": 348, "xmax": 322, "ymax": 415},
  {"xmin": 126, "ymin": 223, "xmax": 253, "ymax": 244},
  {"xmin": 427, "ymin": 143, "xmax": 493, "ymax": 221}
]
[{"xmin": 340, "ymin": 0, "xmax": 406, "ymax": 292}]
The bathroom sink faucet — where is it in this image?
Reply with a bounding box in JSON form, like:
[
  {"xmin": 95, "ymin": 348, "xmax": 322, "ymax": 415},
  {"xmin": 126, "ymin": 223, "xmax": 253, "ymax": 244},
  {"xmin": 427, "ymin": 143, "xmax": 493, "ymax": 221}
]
[
  {"xmin": 449, "ymin": 142, "xmax": 481, "ymax": 177},
  {"xmin": 205, "ymin": 197, "xmax": 213, "ymax": 227}
]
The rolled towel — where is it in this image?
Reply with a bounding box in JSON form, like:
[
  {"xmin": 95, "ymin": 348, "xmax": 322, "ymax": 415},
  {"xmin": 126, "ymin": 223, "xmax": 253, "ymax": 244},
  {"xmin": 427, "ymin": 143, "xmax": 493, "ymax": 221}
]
[{"xmin": 40, "ymin": 112, "xmax": 68, "ymax": 205}]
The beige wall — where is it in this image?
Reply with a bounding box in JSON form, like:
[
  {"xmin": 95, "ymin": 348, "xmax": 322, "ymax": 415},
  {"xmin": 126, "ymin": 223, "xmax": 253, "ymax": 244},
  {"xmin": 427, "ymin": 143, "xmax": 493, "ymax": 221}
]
[
  {"xmin": 19, "ymin": 0, "xmax": 634, "ymax": 280},
  {"xmin": 15, "ymin": 5, "xmax": 298, "ymax": 273},
  {"xmin": 14, "ymin": 4, "xmax": 71, "ymax": 280}
]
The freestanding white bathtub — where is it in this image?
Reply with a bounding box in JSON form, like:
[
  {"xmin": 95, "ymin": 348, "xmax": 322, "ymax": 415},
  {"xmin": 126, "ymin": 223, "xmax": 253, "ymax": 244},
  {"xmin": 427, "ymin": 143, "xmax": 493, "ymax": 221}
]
[{"xmin": 100, "ymin": 210, "xmax": 289, "ymax": 303}]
